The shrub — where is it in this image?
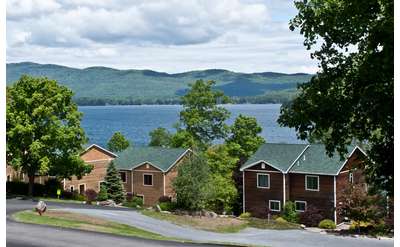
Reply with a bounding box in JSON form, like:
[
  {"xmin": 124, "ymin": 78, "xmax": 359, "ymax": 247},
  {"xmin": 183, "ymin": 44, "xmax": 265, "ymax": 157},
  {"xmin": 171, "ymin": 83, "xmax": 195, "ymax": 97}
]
[
  {"xmin": 126, "ymin": 192, "xmax": 134, "ymax": 202},
  {"xmin": 61, "ymin": 190, "xmax": 74, "ymax": 199},
  {"xmin": 282, "ymin": 201, "xmax": 299, "ymax": 223},
  {"xmin": 85, "ymin": 189, "xmax": 97, "ymax": 204},
  {"xmin": 239, "ymin": 212, "xmax": 251, "ymax": 219},
  {"xmin": 74, "ymin": 193, "xmax": 86, "ymax": 201},
  {"xmin": 275, "ymin": 217, "xmax": 288, "ymax": 224},
  {"xmin": 123, "ymin": 196, "xmax": 143, "ymax": 208},
  {"xmin": 299, "ymin": 205, "xmax": 324, "ymax": 227},
  {"xmin": 6, "ymin": 181, "xmax": 46, "ymax": 197},
  {"xmin": 318, "ymin": 219, "xmax": 336, "ymax": 229},
  {"xmin": 159, "ymin": 201, "xmax": 177, "ymax": 211},
  {"xmin": 158, "ymin": 196, "xmax": 172, "ymax": 203},
  {"xmin": 97, "ymin": 184, "xmax": 108, "ymax": 201},
  {"xmin": 43, "ymin": 178, "xmax": 62, "ymax": 197}
]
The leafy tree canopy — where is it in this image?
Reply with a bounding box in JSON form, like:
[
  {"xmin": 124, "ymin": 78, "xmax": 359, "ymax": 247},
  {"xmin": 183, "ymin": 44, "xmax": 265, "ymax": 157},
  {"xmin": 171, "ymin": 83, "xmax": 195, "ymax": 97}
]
[
  {"xmin": 179, "ymin": 80, "xmax": 231, "ymax": 149},
  {"xmin": 227, "ymin": 114, "xmax": 265, "ymax": 162},
  {"xmin": 107, "ymin": 131, "xmax": 130, "ymax": 152},
  {"xmin": 279, "ymin": 0, "xmax": 393, "ymax": 195},
  {"xmin": 6, "ymin": 75, "xmax": 90, "ymax": 195},
  {"xmin": 148, "ymin": 127, "xmax": 172, "ymax": 147}
]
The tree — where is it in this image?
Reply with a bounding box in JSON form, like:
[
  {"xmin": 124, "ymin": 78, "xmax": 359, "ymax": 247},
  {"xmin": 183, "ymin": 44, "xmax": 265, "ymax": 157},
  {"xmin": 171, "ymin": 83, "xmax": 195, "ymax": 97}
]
[
  {"xmin": 103, "ymin": 161, "xmax": 125, "ymax": 204},
  {"xmin": 205, "ymin": 144, "xmax": 238, "ymax": 213},
  {"xmin": 173, "ymin": 154, "xmax": 213, "ymax": 210},
  {"xmin": 107, "ymin": 132, "xmax": 130, "ymax": 152},
  {"xmin": 97, "ymin": 184, "xmax": 108, "ymax": 201},
  {"xmin": 148, "ymin": 127, "xmax": 172, "ymax": 147},
  {"xmin": 278, "ymin": 0, "xmax": 393, "ymax": 195},
  {"xmin": 7, "ymin": 75, "xmax": 90, "ymax": 196},
  {"xmin": 179, "ymin": 80, "xmax": 231, "ymax": 149},
  {"xmin": 227, "ymin": 114, "xmax": 265, "ymax": 163}
]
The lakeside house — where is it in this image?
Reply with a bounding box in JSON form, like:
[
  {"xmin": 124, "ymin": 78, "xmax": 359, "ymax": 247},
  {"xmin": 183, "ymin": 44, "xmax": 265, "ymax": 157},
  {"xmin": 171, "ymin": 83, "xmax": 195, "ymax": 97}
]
[
  {"xmin": 63, "ymin": 144, "xmax": 192, "ymax": 206},
  {"xmin": 240, "ymin": 143, "xmax": 367, "ymax": 224}
]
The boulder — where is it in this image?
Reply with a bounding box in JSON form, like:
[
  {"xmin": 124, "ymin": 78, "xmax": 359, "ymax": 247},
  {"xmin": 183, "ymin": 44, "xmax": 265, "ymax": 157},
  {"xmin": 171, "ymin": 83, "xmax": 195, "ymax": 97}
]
[
  {"xmin": 155, "ymin": 204, "xmax": 162, "ymax": 212},
  {"xmin": 35, "ymin": 201, "xmax": 47, "ymax": 216}
]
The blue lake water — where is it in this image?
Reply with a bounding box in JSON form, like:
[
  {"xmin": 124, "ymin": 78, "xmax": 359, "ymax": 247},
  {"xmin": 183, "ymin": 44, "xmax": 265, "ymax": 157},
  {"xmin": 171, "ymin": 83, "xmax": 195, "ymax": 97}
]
[{"xmin": 79, "ymin": 104, "xmax": 303, "ymax": 147}]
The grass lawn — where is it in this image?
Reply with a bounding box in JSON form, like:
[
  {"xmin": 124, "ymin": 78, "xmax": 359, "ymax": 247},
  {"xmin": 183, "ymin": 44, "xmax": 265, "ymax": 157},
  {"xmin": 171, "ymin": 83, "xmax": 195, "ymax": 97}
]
[
  {"xmin": 34, "ymin": 197, "xmax": 84, "ymax": 204},
  {"xmin": 141, "ymin": 210, "xmax": 300, "ymax": 233},
  {"xmin": 13, "ymin": 210, "xmax": 178, "ymax": 242}
]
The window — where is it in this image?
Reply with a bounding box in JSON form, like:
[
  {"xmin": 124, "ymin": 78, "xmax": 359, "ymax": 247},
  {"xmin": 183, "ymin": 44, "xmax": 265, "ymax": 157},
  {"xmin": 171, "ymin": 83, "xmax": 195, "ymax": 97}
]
[
  {"xmin": 257, "ymin": 173, "xmax": 270, "ymax": 188},
  {"xmin": 305, "ymin": 175, "xmax": 319, "ymax": 191},
  {"xmin": 295, "ymin": 201, "xmax": 307, "ymax": 212},
  {"xmin": 70, "ymin": 186, "xmax": 74, "ymax": 193},
  {"xmin": 79, "ymin": 184, "xmax": 85, "ymax": 194},
  {"xmin": 269, "ymin": 200, "xmax": 281, "ymax": 212},
  {"xmin": 7, "ymin": 175, "xmax": 11, "ymax": 182},
  {"xmin": 349, "ymin": 172, "xmax": 353, "ymax": 184},
  {"xmin": 143, "ymin": 174, "xmax": 153, "ymax": 186},
  {"xmin": 120, "ymin": 171, "xmax": 127, "ymax": 183}
]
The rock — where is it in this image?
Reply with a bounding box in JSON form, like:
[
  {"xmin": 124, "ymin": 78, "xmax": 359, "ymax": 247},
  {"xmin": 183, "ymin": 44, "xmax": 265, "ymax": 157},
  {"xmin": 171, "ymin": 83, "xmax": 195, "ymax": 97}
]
[
  {"xmin": 161, "ymin": 211, "xmax": 171, "ymax": 214},
  {"xmin": 209, "ymin": 211, "xmax": 218, "ymax": 218},
  {"xmin": 35, "ymin": 201, "xmax": 47, "ymax": 216},
  {"xmin": 98, "ymin": 199, "xmax": 116, "ymax": 207},
  {"xmin": 300, "ymin": 224, "xmax": 306, "ymax": 229},
  {"xmin": 155, "ymin": 204, "xmax": 162, "ymax": 212}
]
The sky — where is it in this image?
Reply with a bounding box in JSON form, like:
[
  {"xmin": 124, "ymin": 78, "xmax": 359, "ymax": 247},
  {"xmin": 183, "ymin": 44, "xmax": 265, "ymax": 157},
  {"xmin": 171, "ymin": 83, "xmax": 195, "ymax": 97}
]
[{"xmin": 6, "ymin": 0, "xmax": 318, "ymax": 74}]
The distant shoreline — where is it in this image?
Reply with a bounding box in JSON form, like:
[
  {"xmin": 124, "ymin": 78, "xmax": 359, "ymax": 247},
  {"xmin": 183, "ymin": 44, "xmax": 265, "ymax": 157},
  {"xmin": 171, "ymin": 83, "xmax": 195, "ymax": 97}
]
[{"xmin": 77, "ymin": 102, "xmax": 284, "ymax": 107}]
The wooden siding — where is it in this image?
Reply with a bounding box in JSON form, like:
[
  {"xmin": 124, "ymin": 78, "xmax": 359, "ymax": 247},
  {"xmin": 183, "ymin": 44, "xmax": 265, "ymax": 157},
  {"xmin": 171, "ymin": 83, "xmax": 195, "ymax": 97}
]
[
  {"xmin": 132, "ymin": 162, "xmax": 164, "ymax": 206},
  {"xmin": 244, "ymin": 169, "xmax": 284, "ymax": 218}
]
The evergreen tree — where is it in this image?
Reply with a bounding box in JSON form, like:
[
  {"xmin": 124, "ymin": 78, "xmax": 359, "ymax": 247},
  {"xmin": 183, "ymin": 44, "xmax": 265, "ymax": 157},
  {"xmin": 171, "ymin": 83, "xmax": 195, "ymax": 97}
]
[
  {"xmin": 103, "ymin": 161, "xmax": 125, "ymax": 204},
  {"xmin": 97, "ymin": 184, "xmax": 108, "ymax": 201}
]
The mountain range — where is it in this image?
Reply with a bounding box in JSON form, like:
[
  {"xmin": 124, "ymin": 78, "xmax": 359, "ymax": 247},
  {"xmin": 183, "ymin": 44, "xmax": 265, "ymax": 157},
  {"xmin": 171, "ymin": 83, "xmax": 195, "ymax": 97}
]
[{"xmin": 6, "ymin": 62, "xmax": 313, "ymax": 105}]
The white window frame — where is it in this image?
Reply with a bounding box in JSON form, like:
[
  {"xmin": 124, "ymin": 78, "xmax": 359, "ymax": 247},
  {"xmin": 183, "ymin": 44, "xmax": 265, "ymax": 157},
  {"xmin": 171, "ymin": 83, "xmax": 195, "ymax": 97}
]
[
  {"xmin": 269, "ymin": 200, "xmax": 281, "ymax": 212},
  {"xmin": 295, "ymin": 200, "xmax": 307, "ymax": 212},
  {"xmin": 143, "ymin": 173, "xmax": 153, "ymax": 186},
  {"xmin": 305, "ymin": 175, "xmax": 319, "ymax": 191},
  {"xmin": 257, "ymin": 173, "xmax": 270, "ymax": 189},
  {"xmin": 78, "ymin": 183, "xmax": 86, "ymax": 194},
  {"xmin": 349, "ymin": 172, "xmax": 353, "ymax": 184},
  {"xmin": 120, "ymin": 171, "xmax": 127, "ymax": 183},
  {"xmin": 70, "ymin": 185, "xmax": 74, "ymax": 192}
]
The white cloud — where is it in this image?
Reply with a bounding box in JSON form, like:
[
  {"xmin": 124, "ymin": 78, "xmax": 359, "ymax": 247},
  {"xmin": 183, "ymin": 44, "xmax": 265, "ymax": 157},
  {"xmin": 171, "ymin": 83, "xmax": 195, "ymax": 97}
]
[{"xmin": 6, "ymin": 0, "xmax": 318, "ymax": 73}]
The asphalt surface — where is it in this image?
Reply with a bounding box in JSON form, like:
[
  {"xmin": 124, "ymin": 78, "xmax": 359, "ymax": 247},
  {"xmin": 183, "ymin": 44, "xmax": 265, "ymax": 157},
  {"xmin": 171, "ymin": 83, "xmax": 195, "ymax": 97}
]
[
  {"xmin": 7, "ymin": 198, "xmax": 394, "ymax": 247},
  {"xmin": 6, "ymin": 198, "xmax": 225, "ymax": 247}
]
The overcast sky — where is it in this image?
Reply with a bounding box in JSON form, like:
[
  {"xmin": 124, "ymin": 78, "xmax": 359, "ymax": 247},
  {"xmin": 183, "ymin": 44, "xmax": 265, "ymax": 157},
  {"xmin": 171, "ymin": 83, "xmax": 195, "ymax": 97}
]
[{"xmin": 6, "ymin": 0, "xmax": 318, "ymax": 73}]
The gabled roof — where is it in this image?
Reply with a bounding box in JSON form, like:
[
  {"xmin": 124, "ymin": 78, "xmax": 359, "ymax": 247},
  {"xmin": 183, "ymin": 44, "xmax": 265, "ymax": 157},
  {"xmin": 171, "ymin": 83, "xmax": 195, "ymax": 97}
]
[
  {"xmin": 114, "ymin": 147, "xmax": 189, "ymax": 172},
  {"xmin": 240, "ymin": 143, "xmax": 366, "ymax": 175},
  {"xmin": 81, "ymin": 144, "xmax": 118, "ymax": 158},
  {"xmin": 289, "ymin": 144, "xmax": 361, "ymax": 175},
  {"xmin": 240, "ymin": 143, "xmax": 309, "ymax": 172}
]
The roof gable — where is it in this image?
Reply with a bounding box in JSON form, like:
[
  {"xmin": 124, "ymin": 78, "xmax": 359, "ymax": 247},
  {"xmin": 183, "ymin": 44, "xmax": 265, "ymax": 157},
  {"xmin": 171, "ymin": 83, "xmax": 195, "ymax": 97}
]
[
  {"xmin": 240, "ymin": 143, "xmax": 308, "ymax": 172},
  {"xmin": 114, "ymin": 147, "xmax": 189, "ymax": 172},
  {"xmin": 80, "ymin": 144, "xmax": 117, "ymax": 160}
]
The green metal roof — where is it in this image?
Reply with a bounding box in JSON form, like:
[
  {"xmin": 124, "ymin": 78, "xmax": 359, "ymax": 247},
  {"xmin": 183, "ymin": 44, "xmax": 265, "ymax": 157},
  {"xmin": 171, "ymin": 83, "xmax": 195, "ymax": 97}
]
[
  {"xmin": 289, "ymin": 144, "xmax": 356, "ymax": 175},
  {"xmin": 241, "ymin": 143, "xmax": 361, "ymax": 175},
  {"xmin": 114, "ymin": 147, "xmax": 188, "ymax": 172},
  {"xmin": 240, "ymin": 143, "xmax": 309, "ymax": 172}
]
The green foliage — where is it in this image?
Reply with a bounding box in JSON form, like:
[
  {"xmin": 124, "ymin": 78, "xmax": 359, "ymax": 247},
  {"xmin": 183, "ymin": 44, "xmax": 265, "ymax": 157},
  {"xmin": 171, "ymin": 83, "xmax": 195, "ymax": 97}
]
[
  {"xmin": 85, "ymin": 189, "xmax": 97, "ymax": 204},
  {"xmin": 148, "ymin": 127, "xmax": 172, "ymax": 147},
  {"xmin": 275, "ymin": 217, "xmax": 288, "ymax": 224},
  {"xmin": 96, "ymin": 184, "xmax": 108, "ymax": 201},
  {"xmin": 103, "ymin": 161, "xmax": 126, "ymax": 204},
  {"xmin": 159, "ymin": 201, "xmax": 177, "ymax": 211},
  {"xmin": 169, "ymin": 129, "xmax": 196, "ymax": 148},
  {"xmin": 7, "ymin": 62, "xmax": 312, "ymax": 105},
  {"xmin": 6, "ymin": 75, "xmax": 90, "ymax": 196},
  {"xmin": 205, "ymin": 145, "xmax": 238, "ymax": 213},
  {"xmin": 179, "ymin": 80, "xmax": 231, "ymax": 148},
  {"xmin": 43, "ymin": 178, "xmax": 63, "ymax": 197},
  {"xmin": 173, "ymin": 154, "xmax": 213, "ymax": 211},
  {"xmin": 280, "ymin": 0, "xmax": 393, "ymax": 195},
  {"xmin": 107, "ymin": 132, "xmax": 130, "ymax": 152},
  {"xmin": 318, "ymin": 219, "xmax": 336, "ymax": 229},
  {"xmin": 239, "ymin": 212, "xmax": 251, "ymax": 219},
  {"xmin": 123, "ymin": 196, "xmax": 144, "ymax": 208},
  {"xmin": 227, "ymin": 114, "xmax": 265, "ymax": 162},
  {"xmin": 282, "ymin": 201, "xmax": 299, "ymax": 223}
]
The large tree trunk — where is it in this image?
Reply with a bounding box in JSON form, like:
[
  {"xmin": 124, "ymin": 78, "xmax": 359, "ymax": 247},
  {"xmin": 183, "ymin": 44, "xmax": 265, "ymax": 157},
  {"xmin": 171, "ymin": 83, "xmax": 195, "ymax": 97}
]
[{"xmin": 28, "ymin": 175, "xmax": 35, "ymax": 197}]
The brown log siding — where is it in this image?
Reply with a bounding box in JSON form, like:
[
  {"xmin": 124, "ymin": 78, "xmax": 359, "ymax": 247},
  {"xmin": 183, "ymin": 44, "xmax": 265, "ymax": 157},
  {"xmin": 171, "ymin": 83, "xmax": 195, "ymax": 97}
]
[{"xmin": 132, "ymin": 163, "xmax": 164, "ymax": 206}]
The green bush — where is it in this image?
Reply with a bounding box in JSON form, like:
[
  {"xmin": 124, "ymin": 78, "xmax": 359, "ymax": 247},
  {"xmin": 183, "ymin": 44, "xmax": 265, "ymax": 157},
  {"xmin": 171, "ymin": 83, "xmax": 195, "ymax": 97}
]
[
  {"xmin": 282, "ymin": 201, "xmax": 299, "ymax": 223},
  {"xmin": 74, "ymin": 193, "xmax": 86, "ymax": 201},
  {"xmin": 239, "ymin": 212, "xmax": 251, "ymax": 219},
  {"xmin": 123, "ymin": 196, "xmax": 143, "ymax": 208},
  {"xmin": 159, "ymin": 201, "xmax": 177, "ymax": 211},
  {"xmin": 275, "ymin": 217, "xmax": 288, "ymax": 223},
  {"xmin": 318, "ymin": 219, "xmax": 336, "ymax": 229},
  {"xmin": 43, "ymin": 178, "xmax": 62, "ymax": 197},
  {"xmin": 97, "ymin": 184, "xmax": 108, "ymax": 201},
  {"xmin": 6, "ymin": 181, "xmax": 45, "ymax": 197}
]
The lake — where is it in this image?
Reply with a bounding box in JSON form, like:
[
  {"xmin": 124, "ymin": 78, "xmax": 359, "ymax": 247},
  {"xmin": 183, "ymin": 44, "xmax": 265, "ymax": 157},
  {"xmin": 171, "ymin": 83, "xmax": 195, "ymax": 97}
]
[{"xmin": 79, "ymin": 104, "xmax": 304, "ymax": 147}]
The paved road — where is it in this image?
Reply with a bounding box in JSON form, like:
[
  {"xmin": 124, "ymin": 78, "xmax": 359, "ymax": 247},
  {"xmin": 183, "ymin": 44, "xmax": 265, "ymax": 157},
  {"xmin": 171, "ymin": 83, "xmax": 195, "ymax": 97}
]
[
  {"xmin": 63, "ymin": 207, "xmax": 393, "ymax": 247},
  {"xmin": 6, "ymin": 199, "xmax": 223, "ymax": 247}
]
